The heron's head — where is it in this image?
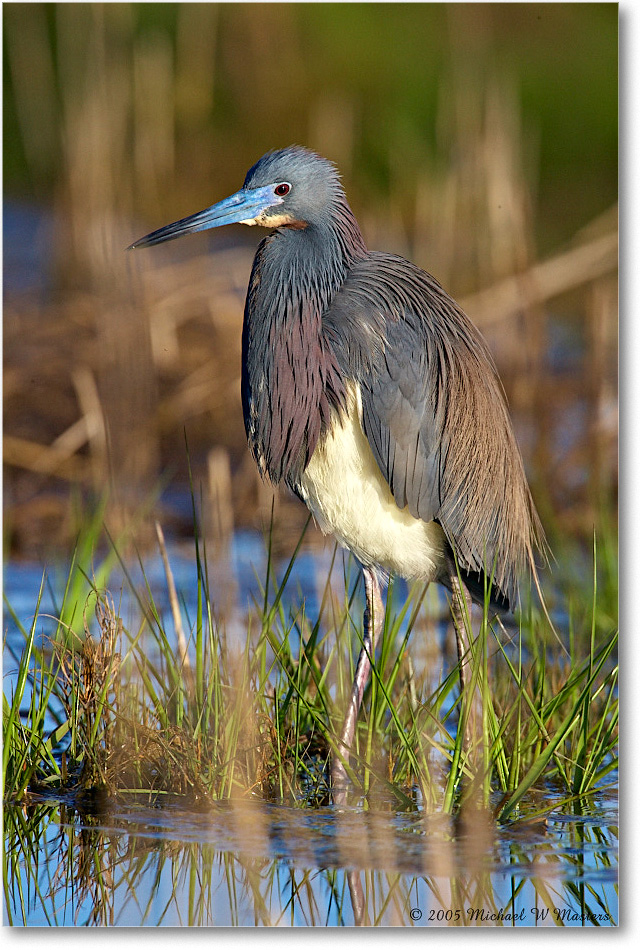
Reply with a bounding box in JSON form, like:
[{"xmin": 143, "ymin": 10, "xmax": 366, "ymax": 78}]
[{"xmin": 129, "ymin": 146, "xmax": 346, "ymax": 248}]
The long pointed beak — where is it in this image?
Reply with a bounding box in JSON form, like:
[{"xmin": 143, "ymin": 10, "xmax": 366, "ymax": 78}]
[{"xmin": 128, "ymin": 184, "xmax": 279, "ymax": 249}]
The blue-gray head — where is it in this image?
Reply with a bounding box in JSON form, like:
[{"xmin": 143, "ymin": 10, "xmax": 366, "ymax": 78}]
[{"xmin": 129, "ymin": 147, "xmax": 348, "ymax": 248}]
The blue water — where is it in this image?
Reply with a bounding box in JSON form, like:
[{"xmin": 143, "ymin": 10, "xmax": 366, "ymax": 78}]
[
  {"xmin": 3, "ymin": 538, "xmax": 618, "ymax": 927},
  {"xmin": 2, "ymin": 529, "xmax": 435, "ymax": 702},
  {"xmin": 4, "ymin": 787, "xmax": 618, "ymax": 926},
  {"xmin": 3, "ymin": 200, "xmax": 54, "ymax": 295}
]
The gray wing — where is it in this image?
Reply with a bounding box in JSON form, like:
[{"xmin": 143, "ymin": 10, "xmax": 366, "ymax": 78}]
[
  {"xmin": 358, "ymin": 313, "xmax": 443, "ymax": 523},
  {"xmin": 323, "ymin": 252, "xmax": 543, "ymax": 607}
]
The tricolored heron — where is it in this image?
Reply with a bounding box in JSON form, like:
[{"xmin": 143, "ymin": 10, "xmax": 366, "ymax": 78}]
[{"xmin": 130, "ymin": 146, "xmax": 544, "ymax": 796}]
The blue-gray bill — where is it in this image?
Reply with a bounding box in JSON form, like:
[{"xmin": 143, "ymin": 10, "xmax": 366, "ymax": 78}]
[{"xmin": 128, "ymin": 183, "xmax": 279, "ymax": 249}]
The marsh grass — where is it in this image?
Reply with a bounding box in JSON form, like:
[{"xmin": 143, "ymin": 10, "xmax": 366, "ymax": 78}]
[{"xmin": 3, "ymin": 509, "xmax": 617, "ymax": 828}]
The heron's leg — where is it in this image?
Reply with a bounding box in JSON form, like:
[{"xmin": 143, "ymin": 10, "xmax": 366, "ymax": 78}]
[
  {"xmin": 332, "ymin": 566, "xmax": 384, "ymax": 801},
  {"xmin": 448, "ymin": 567, "xmax": 478, "ymax": 749},
  {"xmin": 347, "ymin": 870, "xmax": 367, "ymax": 926}
]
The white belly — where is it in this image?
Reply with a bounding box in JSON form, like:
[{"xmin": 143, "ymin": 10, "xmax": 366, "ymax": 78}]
[{"xmin": 298, "ymin": 383, "xmax": 447, "ymax": 581}]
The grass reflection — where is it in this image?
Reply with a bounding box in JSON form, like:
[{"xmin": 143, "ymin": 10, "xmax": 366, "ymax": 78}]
[
  {"xmin": 4, "ymin": 793, "xmax": 617, "ymax": 926},
  {"xmin": 3, "ymin": 516, "xmax": 618, "ymax": 926}
]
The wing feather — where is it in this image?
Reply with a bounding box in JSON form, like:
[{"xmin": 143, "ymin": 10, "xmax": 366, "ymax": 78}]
[{"xmin": 323, "ymin": 252, "xmax": 544, "ymax": 608}]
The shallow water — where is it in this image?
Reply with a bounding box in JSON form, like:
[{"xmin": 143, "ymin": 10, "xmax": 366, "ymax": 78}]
[
  {"xmin": 5, "ymin": 785, "xmax": 617, "ymax": 926},
  {"xmin": 3, "ymin": 539, "xmax": 618, "ymax": 927}
]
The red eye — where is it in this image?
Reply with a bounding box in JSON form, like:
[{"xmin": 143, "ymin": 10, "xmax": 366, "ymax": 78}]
[{"xmin": 274, "ymin": 182, "xmax": 290, "ymax": 197}]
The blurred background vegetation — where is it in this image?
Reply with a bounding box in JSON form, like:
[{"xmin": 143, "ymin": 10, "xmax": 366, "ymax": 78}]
[{"xmin": 3, "ymin": 2, "xmax": 617, "ymax": 575}]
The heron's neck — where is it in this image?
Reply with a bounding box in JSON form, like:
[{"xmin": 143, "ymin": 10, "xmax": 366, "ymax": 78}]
[
  {"xmin": 266, "ymin": 200, "xmax": 368, "ymax": 312},
  {"xmin": 242, "ymin": 201, "xmax": 367, "ymax": 487}
]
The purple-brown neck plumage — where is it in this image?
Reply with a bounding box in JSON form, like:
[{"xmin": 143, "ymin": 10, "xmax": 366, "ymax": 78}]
[{"xmin": 241, "ymin": 194, "xmax": 368, "ymax": 490}]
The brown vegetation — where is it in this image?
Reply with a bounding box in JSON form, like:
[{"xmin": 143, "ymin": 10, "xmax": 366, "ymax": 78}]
[{"xmin": 3, "ymin": 4, "xmax": 617, "ymax": 560}]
